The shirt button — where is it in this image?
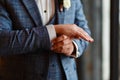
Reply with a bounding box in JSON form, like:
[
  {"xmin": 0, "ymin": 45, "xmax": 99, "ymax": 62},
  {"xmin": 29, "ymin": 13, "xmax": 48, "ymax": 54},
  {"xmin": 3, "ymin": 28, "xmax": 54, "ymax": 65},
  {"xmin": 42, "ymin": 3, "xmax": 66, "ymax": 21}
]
[{"xmin": 44, "ymin": 10, "xmax": 47, "ymax": 13}]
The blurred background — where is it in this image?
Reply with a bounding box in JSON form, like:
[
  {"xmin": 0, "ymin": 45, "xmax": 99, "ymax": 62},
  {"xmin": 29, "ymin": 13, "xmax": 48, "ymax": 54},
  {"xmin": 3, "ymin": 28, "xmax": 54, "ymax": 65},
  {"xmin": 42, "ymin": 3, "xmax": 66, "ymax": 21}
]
[{"xmin": 76, "ymin": 0, "xmax": 120, "ymax": 80}]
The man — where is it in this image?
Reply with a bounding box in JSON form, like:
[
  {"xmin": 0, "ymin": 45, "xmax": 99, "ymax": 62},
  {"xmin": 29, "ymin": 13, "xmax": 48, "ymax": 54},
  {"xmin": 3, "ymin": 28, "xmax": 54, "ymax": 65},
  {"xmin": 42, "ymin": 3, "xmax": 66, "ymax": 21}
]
[{"xmin": 0, "ymin": 0, "xmax": 93, "ymax": 80}]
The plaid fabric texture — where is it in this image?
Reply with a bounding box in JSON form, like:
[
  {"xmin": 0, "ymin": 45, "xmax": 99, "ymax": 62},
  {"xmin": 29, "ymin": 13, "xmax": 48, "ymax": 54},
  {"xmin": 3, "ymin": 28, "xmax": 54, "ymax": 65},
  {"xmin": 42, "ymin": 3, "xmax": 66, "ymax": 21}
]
[{"xmin": 0, "ymin": 0, "xmax": 90, "ymax": 80}]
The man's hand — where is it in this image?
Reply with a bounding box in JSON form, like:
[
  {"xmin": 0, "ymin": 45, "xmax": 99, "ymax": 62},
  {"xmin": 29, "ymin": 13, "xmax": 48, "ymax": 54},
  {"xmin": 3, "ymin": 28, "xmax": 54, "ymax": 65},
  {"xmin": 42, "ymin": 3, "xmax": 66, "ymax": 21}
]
[
  {"xmin": 51, "ymin": 35, "xmax": 74, "ymax": 56},
  {"xmin": 54, "ymin": 24, "xmax": 94, "ymax": 42}
]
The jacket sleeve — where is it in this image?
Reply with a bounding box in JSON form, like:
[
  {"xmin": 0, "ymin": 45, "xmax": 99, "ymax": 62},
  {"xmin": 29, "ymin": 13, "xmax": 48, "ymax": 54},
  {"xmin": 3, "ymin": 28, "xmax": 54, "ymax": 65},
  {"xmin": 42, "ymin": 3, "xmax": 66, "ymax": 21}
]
[
  {"xmin": 73, "ymin": 0, "xmax": 91, "ymax": 57},
  {"xmin": 0, "ymin": 0, "xmax": 51, "ymax": 55}
]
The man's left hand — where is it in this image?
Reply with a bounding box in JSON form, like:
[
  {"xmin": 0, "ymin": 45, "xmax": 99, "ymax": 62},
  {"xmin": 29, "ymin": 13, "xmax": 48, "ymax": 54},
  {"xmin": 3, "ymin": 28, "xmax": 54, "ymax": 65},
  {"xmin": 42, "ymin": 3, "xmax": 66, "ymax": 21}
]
[{"xmin": 51, "ymin": 35, "xmax": 74, "ymax": 56}]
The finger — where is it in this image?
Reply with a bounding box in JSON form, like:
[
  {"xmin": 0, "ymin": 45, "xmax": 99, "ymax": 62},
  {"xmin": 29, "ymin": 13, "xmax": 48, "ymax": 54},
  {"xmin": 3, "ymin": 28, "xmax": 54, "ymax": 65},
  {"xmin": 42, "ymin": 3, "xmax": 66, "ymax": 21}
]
[
  {"xmin": 83, "ymin": 33, "xmax": 94, "ymax": 42},
  {"xmin": 52, "ymin": 35, "xmax": 68, "ymax": 44},
  {"xmin": 80, "ymin": 32, "xmax": 94, "ymax": 42},
  {"xmin": 76, "ymin": 28, "xmax": 94, "ymax": 42},
  {"xmin": 78, "ymin": 31, "xmax": 93, "ymax": 41},
  {"xmin": 52, "ymin": 44, "xmax": 65, "ymax": 54},
  {"xmin": 52, "ymin": 43, "xmax": 73, "ymax": 56},
  {"xmin": 51, "ymin": 38, "xmax": 72, "ymax": 50},
  {"xmin": 70, "ymin": 25, "xmax": 94, "ymax": 42}
]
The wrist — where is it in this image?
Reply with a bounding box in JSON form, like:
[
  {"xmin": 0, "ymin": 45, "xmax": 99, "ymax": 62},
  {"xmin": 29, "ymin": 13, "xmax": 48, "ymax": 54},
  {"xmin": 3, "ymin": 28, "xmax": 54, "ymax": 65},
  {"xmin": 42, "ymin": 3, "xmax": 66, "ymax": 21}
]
[{"xmin": 54, "ymin": 25, "xmax": 61, "ymax": 35}]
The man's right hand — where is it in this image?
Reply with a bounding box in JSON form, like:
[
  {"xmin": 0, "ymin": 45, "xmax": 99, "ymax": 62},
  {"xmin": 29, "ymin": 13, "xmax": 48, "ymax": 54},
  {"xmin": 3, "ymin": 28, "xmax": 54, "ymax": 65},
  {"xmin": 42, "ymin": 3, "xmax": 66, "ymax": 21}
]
[{"xmin": 54, "ymin": 24, "xmax": 94, "ymax": 42}]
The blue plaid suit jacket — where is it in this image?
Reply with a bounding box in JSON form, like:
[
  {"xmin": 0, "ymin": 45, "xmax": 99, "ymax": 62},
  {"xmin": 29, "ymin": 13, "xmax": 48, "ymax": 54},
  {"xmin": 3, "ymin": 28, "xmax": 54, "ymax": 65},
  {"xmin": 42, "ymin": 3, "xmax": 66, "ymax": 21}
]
[{"xmin": 0, "ymin": 0, "xmax": 91, "ymax": 80}]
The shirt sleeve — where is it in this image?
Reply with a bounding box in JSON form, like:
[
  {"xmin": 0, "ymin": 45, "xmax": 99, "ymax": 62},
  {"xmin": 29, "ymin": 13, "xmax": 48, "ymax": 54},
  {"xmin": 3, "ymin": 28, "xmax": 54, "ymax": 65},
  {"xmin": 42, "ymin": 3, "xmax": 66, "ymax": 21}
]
[
  {"xmin": 46, "ymin": 24, "xmax": 57, "ymax": 41},
  {"xmin": 70, "ymin": 41, "xmax": 81, "ymax": 58}
]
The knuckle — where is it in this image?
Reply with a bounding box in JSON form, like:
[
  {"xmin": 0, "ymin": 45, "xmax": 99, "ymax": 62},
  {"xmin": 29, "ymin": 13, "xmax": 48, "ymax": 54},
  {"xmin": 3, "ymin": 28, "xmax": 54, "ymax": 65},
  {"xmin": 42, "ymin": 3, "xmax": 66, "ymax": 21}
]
[
  {"xmin": 62, "ymin": 35, "xmax": 67, "ymax": 39},
  {"xmin": 62, "ymin": 35, "xmax": 65, "ymax": 38}
]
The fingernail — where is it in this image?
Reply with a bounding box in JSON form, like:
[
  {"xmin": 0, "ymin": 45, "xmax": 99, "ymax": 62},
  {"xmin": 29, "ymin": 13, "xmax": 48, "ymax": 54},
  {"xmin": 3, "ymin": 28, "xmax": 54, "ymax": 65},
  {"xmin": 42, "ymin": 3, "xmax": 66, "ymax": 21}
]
[{"xmin": 89, "ymin": 38, "xmax": 94, "ymax": 42}]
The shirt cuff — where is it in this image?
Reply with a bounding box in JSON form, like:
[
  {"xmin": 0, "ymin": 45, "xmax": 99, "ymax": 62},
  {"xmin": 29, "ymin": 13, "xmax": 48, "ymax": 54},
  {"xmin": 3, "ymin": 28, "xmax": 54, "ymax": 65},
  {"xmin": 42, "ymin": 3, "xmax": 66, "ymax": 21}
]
[
  {"xmin": 46, "ymin": 25, "xmax": 57, "ymax": 41},
  {"xmin": 71, "ymin": 41, "xmax": 81, "ymax": 58}
]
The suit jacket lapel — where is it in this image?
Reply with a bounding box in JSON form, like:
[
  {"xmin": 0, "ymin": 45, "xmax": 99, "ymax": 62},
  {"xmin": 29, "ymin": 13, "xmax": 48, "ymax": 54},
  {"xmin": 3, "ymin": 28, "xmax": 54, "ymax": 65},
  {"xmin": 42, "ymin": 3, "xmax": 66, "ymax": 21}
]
[
  {"xmin": 21, "ymin": 0, "xmax": 43, "ymax": 27},
  {"xmin": 21, "ymin": 0, "xmax": 65, "ymax": 26}
]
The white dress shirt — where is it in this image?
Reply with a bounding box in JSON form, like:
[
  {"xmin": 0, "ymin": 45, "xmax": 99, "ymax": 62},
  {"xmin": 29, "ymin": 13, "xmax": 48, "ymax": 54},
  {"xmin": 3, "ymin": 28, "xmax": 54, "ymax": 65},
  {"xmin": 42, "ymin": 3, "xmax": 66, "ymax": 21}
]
[
  {"xmin": 35, "ymin": 0, "xmax": 56, "ymax": 41},
  {"xmin": 35, "ymin": 0, "xmax": 80, "ymax": 58}
]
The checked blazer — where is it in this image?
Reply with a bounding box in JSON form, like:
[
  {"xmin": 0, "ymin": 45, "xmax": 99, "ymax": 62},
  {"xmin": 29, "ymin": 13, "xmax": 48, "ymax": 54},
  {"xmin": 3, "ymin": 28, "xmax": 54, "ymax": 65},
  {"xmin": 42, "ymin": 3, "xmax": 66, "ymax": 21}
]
[{"xmin": 0, "ymin": 0, "xmax": 91, "ymax": 80}]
